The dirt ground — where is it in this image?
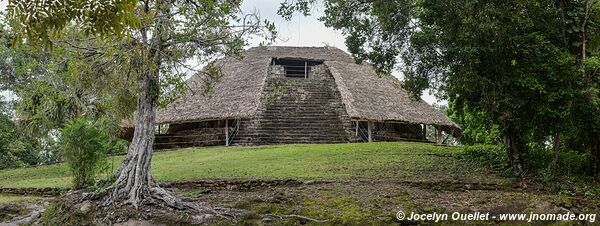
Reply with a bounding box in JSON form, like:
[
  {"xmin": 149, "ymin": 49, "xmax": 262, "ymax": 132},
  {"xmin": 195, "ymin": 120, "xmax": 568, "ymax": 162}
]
[
  {"xmin": 1, "ymin": 179, "xmax": 599, "ymax": 225},
  {"xmin": 176, "ymin": 179, "xmax": 600, "ymax": 225}
]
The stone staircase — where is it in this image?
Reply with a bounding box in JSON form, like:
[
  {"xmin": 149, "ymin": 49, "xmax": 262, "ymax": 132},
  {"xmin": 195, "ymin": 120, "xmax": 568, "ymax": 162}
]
[{"xmin": 234, "ymin": 74, "xmax": 352, "ymax": 144}]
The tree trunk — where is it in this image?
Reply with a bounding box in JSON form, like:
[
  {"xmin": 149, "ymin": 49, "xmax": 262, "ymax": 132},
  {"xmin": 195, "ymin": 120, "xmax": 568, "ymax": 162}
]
[
  {"xmin": 103, "ymin": 68, "xmax": 187, "ymax": 209},
  {"xmin": 503, "ymin": 133, "xmax": 514, "ymax": 170},
  {"xmin": 582, "ymin": 0, "xmax": 591, "ymax": 61},
  {"xmin": 503, "ymin": 131, "xmax": 523, "ymax": 175},
  {"xmin": 102, "ymin": 0, "xmax": 186, "ymax": 209},
  {"xmin": 103, "ymin": 70, "xmax": 158, "ymax": 207},
  {"xmin": 551, "ymin": 132, "xmax": 561, "ymax": 178},
  {"xmin": 594, "ymin": 133, "xmax": 600, "ymax": 180}
]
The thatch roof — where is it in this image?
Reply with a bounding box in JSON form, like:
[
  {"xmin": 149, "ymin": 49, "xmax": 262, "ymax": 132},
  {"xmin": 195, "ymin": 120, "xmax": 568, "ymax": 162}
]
[
  {"xmin": 155, "ymin": 46, "xmax": 458, "ymax": 129},
  {"xmin": 155, "ymin": 56, "xmax": 269, "ymax": 124},
  {"xmin": 325, "ymin": 61, "xmax": 457, "ymax": 127},
  {"xmin": 155, "ymin": 46, "xmax": 353, "ymax": 124}
]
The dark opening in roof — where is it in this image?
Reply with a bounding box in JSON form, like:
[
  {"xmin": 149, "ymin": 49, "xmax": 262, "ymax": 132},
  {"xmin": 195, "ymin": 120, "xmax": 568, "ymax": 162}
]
[{"xmin": 273, "ymin": 58, "xmax": 323, "ymax": 78}]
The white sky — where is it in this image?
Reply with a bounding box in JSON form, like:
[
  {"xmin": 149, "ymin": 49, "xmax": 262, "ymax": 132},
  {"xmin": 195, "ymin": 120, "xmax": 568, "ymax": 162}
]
[
  {"xmin": 243, "ymin": 0, "xmax": 441, "ymax": 105},
  {"xmin": 0, "ymin": 0, "xmax": 442, "ymax": 105}
]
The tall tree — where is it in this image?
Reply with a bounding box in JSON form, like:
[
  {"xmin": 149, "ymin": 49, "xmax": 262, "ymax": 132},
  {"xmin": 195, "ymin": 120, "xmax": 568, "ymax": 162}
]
[
  {"xmin": 280, "ymin": 0, "xmax": 600, "ymax": 176},
  {"xmin": 8, "ymin": 0, "xmax": 275, "ymax": 208}
]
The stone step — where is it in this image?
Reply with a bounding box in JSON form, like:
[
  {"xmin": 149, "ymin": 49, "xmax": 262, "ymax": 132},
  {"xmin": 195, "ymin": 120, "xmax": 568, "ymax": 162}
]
[
  {"xmin": 265, "ymin": 105, "xmax": 341, "ymax": 109},
  {"xmin": 257, "ymin": 121, "xmax": 345, "ymax": 125},
  {"xmin": 268, "ymin": 79, "xmax": 335, "ymax": 82},
  {"xmin": 259, "ymin": 120, "xmax": 344, "ymax": 124},
  {"xmin": 268, "ymin": 82, "xmax": 336, "ymax": 85},
  {"xmin": 251, "ymin": 139, "xmax": 347, "ymax": 144},
  {"xmin": 248, "ymin": 137, "xmax": 347, "ymax": 142},
  {"xmin": 264, "ymin": 106, "xmax": 342, "ymax": 110},
  {"xmin": 267, "ymin": 99, "xmax": 339, "ymax": 102},
  {"xmin": 249, "ymin": 129, "xmax": 346, "ymax": 135},
  {"xmin": 234, "ymin": 75, "xmax": 351, "ymax": 145},
  {"xmin": 258, "ymin": 118, "xmax": 344, "ymax": 122},
  {"xmin": 233, "ymin": 140, "xmax": 346, "ymax": 145},
  {"xmin": 271, "ymin": 98, "xmax": 336, "ymax": 101},
  {"xmin": 249, "ymin": 130, "xmax": 345, "ymax": 135},
  {"xmin": 263, "ymin": 109, "xmax": 342, "ymax": 113},
  {"xmin": 257, "ymin": 119, "xmax": 344, "ymax": 123},
  {"xmin": 266, "ymin": 101, "xmax": 341, "ymax": 104},
  {"xmin": 234, "ymin": 134, "xmax": 346, "ymax": 139},
  {"xmin": 264, "ymin": 109, "xmax": 337, "ymax": 115},
  {"xmin": 244, "ymin": 132, "xmax": 346, "ymax": 137},
  {"xmin": 266, "ymin": 102, "xmax": 341, "ymax": 105},
  {"xmin": 270, "ymin": 87, "xmax": 335, "ymax": 90}
]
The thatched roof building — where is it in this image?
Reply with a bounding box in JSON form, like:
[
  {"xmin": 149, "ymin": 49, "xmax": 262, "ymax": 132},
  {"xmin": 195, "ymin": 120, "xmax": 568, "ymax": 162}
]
[{"xmin": 126, "ymin": 46, "xmax": 459, "ymax": 148}]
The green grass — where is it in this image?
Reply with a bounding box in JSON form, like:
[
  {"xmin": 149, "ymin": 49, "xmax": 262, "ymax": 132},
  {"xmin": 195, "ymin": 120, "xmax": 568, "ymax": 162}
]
[
  {"xmin": 0, "ymin": 194, "xmax": 43, "ymax": 204},
  {"xmin": 0, "ymin": 142, "xmax": 507, "ymax": 189}
]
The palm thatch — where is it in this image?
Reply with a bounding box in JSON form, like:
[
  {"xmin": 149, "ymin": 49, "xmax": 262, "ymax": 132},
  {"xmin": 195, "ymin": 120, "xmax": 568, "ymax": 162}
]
[
  {"xmin": 155, "ymin": 46, "xmax": 458, "ymax": 130},
  {"xmin": 155, "ymin": 56, "xmax": 269, "ymax": 124},
  {"xmin": 325, "ymin": 61, "xmax": 457, "ymax": 127}
]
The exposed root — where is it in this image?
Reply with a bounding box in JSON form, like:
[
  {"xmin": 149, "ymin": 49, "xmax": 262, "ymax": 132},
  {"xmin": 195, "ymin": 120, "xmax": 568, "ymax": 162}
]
[
  {"xmin": 3, "ymin": 203, "xmax": 44, "ymax": 225},
  {"xmin": 263, "ymin": 213, "xmax": 328, "ymax": 223},
  {"xmin": 94, "ymin": 182, "xmax": 257, "ymax": 224},
  {"xmin": 100, "ymin": 182, "xmax": 193, "ymax": 211}
]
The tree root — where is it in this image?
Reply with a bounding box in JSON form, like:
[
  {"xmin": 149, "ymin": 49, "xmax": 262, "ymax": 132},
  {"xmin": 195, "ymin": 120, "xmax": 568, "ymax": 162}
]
[
  {"xmin": 263, "ymin": 213, "xmax": 328, "ymax": 223},
  {"xmin": 65, "ymin": 188, "xmax": 329, "ymax": 225},
  {"xmin": 3, "ymin": 203, "xmax": 44, "ymax": 225},
  {"xmin": 100, "ymin": 183, "xmax": 194, "ymax": 211},
  {"xmin": 94, "ymin": 184, "xmax": 256, "ymax": 224}
]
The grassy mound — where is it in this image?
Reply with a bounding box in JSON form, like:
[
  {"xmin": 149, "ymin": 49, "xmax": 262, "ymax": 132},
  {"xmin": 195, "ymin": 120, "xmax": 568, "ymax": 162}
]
[{"xmin": 0, "ymin": 142, "xmax": 507, "ymax": 189}]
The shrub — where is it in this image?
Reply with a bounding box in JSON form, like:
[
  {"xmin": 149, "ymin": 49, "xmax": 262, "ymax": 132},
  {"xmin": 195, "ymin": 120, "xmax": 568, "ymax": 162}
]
[
  {"xmin": 525, "ymin": 143, "xmax": 594, "ymax": 181},
  {"xmin": 0, "ymin": 111, "xmax": 62, "ymax": 170},
  {"xmin": 458, "ymin": 145, "xmax": 511, "ymax": 174},
  {"xmin": 460, "ymin": 144, "xmax": 595, "ymax": 181},
  {"xmin": 59, "ymin": 117, "xmax": 124, "ymax": 189}
]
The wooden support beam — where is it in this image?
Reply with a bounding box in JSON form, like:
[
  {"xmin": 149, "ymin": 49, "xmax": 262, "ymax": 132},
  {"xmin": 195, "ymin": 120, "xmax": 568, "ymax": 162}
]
[
  {"xmin": 436, "ymin": 126, "xmax": 443, "ymax": 144},
  {"xmin": 423, "ymin": 124, "xmax": 427, "ymax": 140},
  {"xmin": 304, "ymin": 61, "xmax": 308, "ymax": 78},
  {"xmin": 368, "ymin": 121, "xmax": 373, "ymax": 142},
  {"xmin": 225, "ymin": 119, "xmax": 229, "ymax": 146},
  {"xmin": 355, "ymin": 121, "xmax": 359, "ymax": 137}
]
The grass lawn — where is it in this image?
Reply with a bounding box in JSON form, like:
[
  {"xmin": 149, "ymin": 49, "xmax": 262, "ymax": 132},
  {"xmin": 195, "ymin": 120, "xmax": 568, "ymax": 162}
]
[
  {"xmin": 0, "ymin": 142, "xmax": 507, "ymax": 189},
  {"xmin": 0, "ymin": 194, "xmax": 43, "ymax": 205}
]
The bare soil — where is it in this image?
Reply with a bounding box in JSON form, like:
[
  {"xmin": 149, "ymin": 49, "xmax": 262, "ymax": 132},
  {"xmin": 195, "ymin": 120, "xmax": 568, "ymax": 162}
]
[{"xmin": 2, "ymin": 179, "xmax": 599, "ymax": 225}]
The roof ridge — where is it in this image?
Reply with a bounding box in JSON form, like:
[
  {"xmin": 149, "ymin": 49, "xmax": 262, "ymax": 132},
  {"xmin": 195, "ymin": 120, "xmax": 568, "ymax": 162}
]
[{"xmin": 248, "ymin": 45, "xmax": 345, "ymax": 51}]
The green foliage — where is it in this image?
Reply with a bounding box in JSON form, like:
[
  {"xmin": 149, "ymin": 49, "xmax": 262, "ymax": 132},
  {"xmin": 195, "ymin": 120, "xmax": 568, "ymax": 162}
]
[
  {"xmin": 460, "ymin": 144, "xmax": 595, "ymax": 181},
  {"xmin": 458, "ymin": 145, "xmax": 510, "ymax": 175},
  {"xmin": 7, "ymin": 0, "xmax": 140, "ymax": 47},
  {"xmin": 59, "ymin": 117, "xmax": 125, "ymax": 189},
  {"xmin": 0, "ymin": 112, "xmax": 25, "ymax": 169},
  {"xmin": 524, "ymin": 143, "xmax": 594, "ymax": 181},
  {"xmin": 0, "ymin": 16, "xmax": 137, "ymax": 139},
  {"xmin": 0, "ymin": 99, "xmax": 51, "ymax": 169},
  {"xmin": 282, "ymin": 0, "xmax": 600, "ymax": 177},
  {"xmin": 448, "ymin": 101, "xmax": 501, "ymax": 145}
]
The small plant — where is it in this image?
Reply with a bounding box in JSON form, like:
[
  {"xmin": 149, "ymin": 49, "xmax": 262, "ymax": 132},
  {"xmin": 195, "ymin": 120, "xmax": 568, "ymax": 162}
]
[
  {"xmin": 267, "ymin": 81, "xmax": 286, "ymax": 103},
  {"xmin": 457, "ymin": 145, "xmax": 513, "ymax": 175},
  {"xmin": 59, "ymin": 117, "xmax": 123, "ymax": 189}
]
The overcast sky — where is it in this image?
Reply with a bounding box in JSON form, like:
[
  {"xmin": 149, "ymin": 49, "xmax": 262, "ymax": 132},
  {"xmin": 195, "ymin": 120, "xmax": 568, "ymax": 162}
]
[
  {"xmin": 240, "ymin": 1, "xmax": 443, "ymax": 105},
  {"xmin": 0, "ymin": 0, "xmax": 442, "ymax": 105}
]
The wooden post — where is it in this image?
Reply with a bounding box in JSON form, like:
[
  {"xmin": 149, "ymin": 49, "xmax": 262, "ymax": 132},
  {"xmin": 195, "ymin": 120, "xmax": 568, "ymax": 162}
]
[
  {"xmin": 355, "ymin": 121, "xmax": 359, "ymax": 137},
  {"xmin": 423, "ymin": 124, "xmax": 427, "ymax": 140},
  {"xmin": 225, "ymin": 119, "xmax": 229, "ymax": 146},
  {"xmin": 436, "ymin": 126, "xmax": 443, "ymax": 144},
  {"xmin": 304, "ymin": 61, "xmax": 308, "ymax": 78},
  {"xmin": 368, "ymin": 121, "xmax": 373, "ymax": 142}
]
